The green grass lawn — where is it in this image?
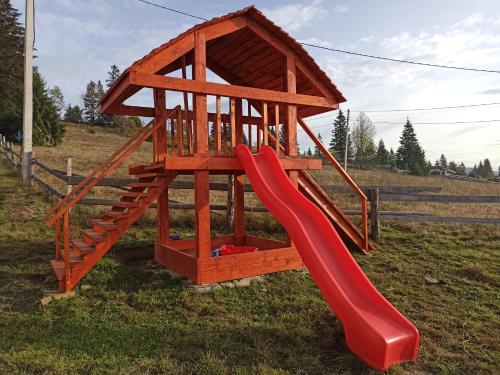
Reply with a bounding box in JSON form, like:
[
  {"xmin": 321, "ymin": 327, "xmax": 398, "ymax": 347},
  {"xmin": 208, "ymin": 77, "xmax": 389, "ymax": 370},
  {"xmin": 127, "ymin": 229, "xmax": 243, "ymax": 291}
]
[{"xmin": 0, "ymin": 156, "xmax": 499, "ymax": 374}]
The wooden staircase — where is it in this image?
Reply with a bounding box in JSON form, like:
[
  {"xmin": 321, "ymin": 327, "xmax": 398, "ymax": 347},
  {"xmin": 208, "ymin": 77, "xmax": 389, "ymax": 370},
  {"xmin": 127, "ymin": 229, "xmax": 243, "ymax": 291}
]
[
  {"xmin": 51, "ymin": 169, "xmax": 176, "ymax": 292},
  {"xmin": 298, "ymin": 171, "xmax": 371, "ymax": 253},
  {"xmin": 44, "ymin": 106, "xmax": 181, "ymax": 292}
]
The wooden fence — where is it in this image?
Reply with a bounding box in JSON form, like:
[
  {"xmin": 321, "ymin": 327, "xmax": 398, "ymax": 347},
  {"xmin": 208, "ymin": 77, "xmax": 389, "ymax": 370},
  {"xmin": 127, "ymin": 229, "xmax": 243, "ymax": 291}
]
[{"xmin": 1, "ymin": 135, "xmax": 499, "ymax": 243}]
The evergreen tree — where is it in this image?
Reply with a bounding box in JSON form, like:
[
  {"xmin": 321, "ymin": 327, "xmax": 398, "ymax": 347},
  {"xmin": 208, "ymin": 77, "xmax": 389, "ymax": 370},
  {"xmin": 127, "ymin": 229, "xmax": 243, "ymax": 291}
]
[
  {"xmin": 396, "ymin": 118, "xmax": 428, "ymax": 175},
  {"xmin": 375, "ymin": 139, "xmax": 389, "ymax": 165},
  {"xmin": 95, "ymin": 80, "xmax": 107, "ymax": 125},
  {"xmin": 457, "ymin": 162, "xmax": 466, "ymax": 175},
  {"xmin": 306, "ymin": 147, "xmax": 312, "ymax": 157},
  {"xmin": 0, "ymin": 0, "xmax": 24, "ymax": 140},
  {"xmin": 477, "ymin": 160, "xmax": 484, "ymax": 177},
  {"xmin": 329, "ymin": 109, "xmax": 351, "ymax": 161},
  {"xmin": 48, "ymin": 86, "xmax": 64, "ymax": 119},
  {"xmin": 106, "ymin": 64, "xmax": 120, "ymax": 88},
  {"xmin": 448, "ymin": 161, "xmax": 457, "ymax": 172},
  {"xmin": 439, "ymin": 154, "xmax": 447, "ymax": 169},
  {"xmin": 82, "ymin": 80, "xmax": 98, "ymax": 124},
  {"xmin": 351, "ymin": 112, "xmax": 376, "ymax": 163},
  {"xmin": 313, "ymin": 133, "xmax": 323, "ymax": 158},
  {"xmin": 388, "ymin": 148, "xmax": 397, "ymax": 168},
  {"xmin": 63, "ymin": 104, "xmax": 83, "ymax": 123},
  {"xmin": 32, "ymin": 68, "xmax": 65, "ymax": 146},
  {"xmin": 483, "ymin": 158, "xmax": 493, "ymax": 177}
]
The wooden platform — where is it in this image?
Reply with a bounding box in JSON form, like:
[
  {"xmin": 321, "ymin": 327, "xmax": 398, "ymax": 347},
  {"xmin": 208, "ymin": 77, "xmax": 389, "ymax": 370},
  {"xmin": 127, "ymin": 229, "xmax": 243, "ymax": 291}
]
[{"xmin": 155, "ymin": 235, "xmax": 303, "ymax": 284}]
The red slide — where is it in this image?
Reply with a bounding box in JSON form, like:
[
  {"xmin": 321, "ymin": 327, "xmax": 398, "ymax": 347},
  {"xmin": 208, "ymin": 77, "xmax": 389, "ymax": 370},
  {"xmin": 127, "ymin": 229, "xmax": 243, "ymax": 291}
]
[{"xmin": 236, "ymin": 145, "xmax": 419, "ymax": 371}]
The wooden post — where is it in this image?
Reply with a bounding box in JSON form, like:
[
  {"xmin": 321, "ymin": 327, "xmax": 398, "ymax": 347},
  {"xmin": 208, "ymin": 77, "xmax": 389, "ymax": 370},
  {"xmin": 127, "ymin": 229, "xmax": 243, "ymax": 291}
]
[
  {"xmin": 193, "ymin": 30, "xmax": 211, "ymax": 262},
  {"xmin": 247, "ymin": 101, "xmax": 252, "ymax": 149},
  {"xmin": 154, "ymin": 91, "xmax": 169, "ymax": 245},
  {"xmin": 181, "ymin": 56, "xmax": 193, "ymax": 154},
  {"xmin": 234, "ymin": 99, "xmax": 245, "ymax": 244},
  {"xmin": 215, "ymin": 96, "xmax": 222, "ymax": 155},
  {"xmin": 275, "ymin": 105, "xmax": 280, "ymax": 154},
  {"xmin": 369, "ymin": 189, "xmax": 380, "ymax": 242},
  {"xmin": 230, "ymin": 98, "xmax": 236, "ymax": 152},
  {"xmin": 66, "ymin": 158, "xmax": 72, "ymax": 196},
  {"xmin": 153, "ymin": 89, "xmax": 167, "ymax": 162},
  {"xmin": 176, "ymin": 108, "xmax": 183, "ymax": 156},
  {"xmin": 63, "ymin": 211, "xmax": 71, "ymax": 292},
  {"xmin": 284, "ymin": 53, "xmax": 298, "ymax": 186},
  {"xmin": 262, "ymin": 102, "xmax": 268, "ymax": 146},
  {"xmin": 226, "ymin": 174, "xmax": 234, "ymax": 228}
]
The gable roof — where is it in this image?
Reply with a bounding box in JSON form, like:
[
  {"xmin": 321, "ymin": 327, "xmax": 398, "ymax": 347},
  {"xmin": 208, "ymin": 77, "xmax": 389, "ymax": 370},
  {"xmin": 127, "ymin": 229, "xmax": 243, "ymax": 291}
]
[{"xmin": 102, "ymin": 6, "xmax": 345, "ymax": 116}]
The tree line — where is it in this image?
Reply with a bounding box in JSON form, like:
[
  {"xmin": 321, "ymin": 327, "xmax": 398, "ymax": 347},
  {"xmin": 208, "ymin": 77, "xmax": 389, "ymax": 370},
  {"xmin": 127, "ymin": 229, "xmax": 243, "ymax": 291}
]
[
  {"xmin": 304, "ymin": 110, "xmax": 430, "ymax": 175},
  {"xmin": 0, "ymin": 0, "xmax": 64, "ymax": 145}
]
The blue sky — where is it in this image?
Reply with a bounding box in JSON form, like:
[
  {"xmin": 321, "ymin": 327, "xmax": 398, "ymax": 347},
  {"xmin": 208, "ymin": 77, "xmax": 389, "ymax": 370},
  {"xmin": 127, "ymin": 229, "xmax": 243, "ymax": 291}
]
[{"xmin": 12, "ymin": 0, "xmax": 500, "ymax": 168}]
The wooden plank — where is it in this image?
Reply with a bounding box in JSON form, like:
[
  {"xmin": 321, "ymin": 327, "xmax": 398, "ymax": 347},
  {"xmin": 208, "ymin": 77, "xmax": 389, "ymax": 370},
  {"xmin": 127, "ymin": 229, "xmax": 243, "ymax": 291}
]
[
  {"xmin": 245, "ymin": 235, "xmax": 288, "ymax": 250},
  {"xmin": 153, "ymin": 89, "xmax": 167, "ymax": 162},
  {"xmin": 215, "ymin": 96, "xmax": 222, "ymax": 155},
  {"xmin": 275, "ymin": 104, "xmax": 280, "ymax": 154},
  {"xmin": 369, "ymin": 189, "xmax": 380, "ymax": 242},
  {"xmin": 262, "ymin": 102, "xmax": 268, "ymax": 146},
  {"xmin": 380, "ymin": 194, "xmax": 500, "ymax": 203},
  {"xmin": 381, "ymin": 215, "xmax": 500, "ymax": 225},
  {"xmin": 130, "ymin": 71, "xmax": 340, "ymax": 109},
  {"xmin": 176, "ymin": 109, "xmax": 183, "ymax": 156},
  {"xmin": 155, "ymin": 243, "xmax": 197, "ymax": 281},
  {"xmin": 181, "ymin": 56, "xmax": 193, "ymax": 154},
  {"xmin": 230, "ymin": 98, "xmax": 236, "ymax": 152}
]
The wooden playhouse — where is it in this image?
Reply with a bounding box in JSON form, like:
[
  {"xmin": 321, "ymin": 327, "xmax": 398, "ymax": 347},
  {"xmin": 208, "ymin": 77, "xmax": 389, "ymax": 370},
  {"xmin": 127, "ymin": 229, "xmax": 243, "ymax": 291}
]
[{"xmin": 44, "ymin": 6, "xmax": 370, "ymax": 292}]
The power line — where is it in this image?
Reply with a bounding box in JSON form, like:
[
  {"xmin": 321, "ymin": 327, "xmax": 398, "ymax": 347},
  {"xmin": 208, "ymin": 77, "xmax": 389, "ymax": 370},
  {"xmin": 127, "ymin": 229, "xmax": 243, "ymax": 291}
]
[
  {"xmin": 136, "ymin": 0, "xmax": 208, "ymax": 21},
  {"xmin": 307, "ymin": 102, "xmax": 500, "ymax": 122},
  {"xmin": 310, "ymin": 119, "xmax": 500, "ymax": 130},
  {"xmin": 134, "ymin": 0, "xmax": 500, "ymax": 74},
  {"xmin": 300, "ymin": 43, "xmax": 500, "ymax": 74}
]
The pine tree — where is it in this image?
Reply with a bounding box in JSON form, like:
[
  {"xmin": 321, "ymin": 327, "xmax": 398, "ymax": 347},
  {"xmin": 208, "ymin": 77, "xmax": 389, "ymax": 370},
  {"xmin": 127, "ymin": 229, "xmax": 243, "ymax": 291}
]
[
  {"xmin": 0, "ymin": 0, "xmax": 24, "ymax": 140},
  {"xmin": 306, "ymin": 147, "xmax": 312, "ymax": 157},
  {"xmin": 396, "ymin": 118, "xmax": 428, "ymax": 175},
  {"xmin": 388, "ymin": 148, "xmax": 397, "ymax": 168},
  {"xmin": 63, "ymin": 104, "xmax": 83, "ymax": 123},
  {"xmin": 95, "ymin": 80, "xmax": 107, "ymax": 125},
  {"xmin": 82, "ymin": 80, "xmax": 98, "ymax": 124},
  {"xmin": 483, "ymin": 158, "xmax": 493, "ymax": 177},
  {"xmin": 328, "ymin": 109, "xmax": 351, "ymax": 161},
  {"xmin": 457, "ymin": 162, "xmax": 466, "ymax": 175},
  {"xmin": 313, "ymin": 133, "xmax": 323, "ymax": 158},
  {"xmin": 439, "ymin": 154, "xmax": 447, "ymax": 169},
  {"xmin": 106, "ymin": 64, "xmax": 120, "ymax": 88},
  {"xmin": 448, "ymin": 161, "xmax": 457, "ymax": 172},
  {"xmin": 32, "ymin": 68, "xmax": 65, "ymax": 146},
  {"xmin": 351, "ymin": 112, "xmax": 376, "ymax": 163},
  {"xmin": 48, "ymin": 86, "xmax": 64, "ymax": 119},
  {"xmin": 375, "ymin": 139, "xmax": 389, "ymax": 165}
]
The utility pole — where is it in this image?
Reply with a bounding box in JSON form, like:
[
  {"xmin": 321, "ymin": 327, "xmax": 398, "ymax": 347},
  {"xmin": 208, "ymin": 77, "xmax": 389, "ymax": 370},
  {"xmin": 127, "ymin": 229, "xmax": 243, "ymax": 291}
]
[
  {"xmin": 22, "ymin": 0, "xmax": 34, "ymax": 185},
  {"xmin": 343, "ymin": 109, "xmax": 350, "ymax": 171}
]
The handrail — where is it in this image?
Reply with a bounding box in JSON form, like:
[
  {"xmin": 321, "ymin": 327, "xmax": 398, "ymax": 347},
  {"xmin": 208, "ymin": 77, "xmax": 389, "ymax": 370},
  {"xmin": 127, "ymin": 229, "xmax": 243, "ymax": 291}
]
[
  {"xmin": 297, "ymin": 117, "xmax": 368, "ymax": 201},
  {"xmin": 45, "ymin": 106, "xmax": 180, "ymax": 226}
]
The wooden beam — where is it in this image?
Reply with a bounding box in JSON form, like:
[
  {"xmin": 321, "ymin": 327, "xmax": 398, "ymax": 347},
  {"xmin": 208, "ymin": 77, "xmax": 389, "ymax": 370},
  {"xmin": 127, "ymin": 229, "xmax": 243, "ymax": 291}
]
[
  {"xmin": 163, "ymin": 156, "xmax": 321, "ymax": 170},
  {"xmin": 130, "ymin": 71, "xmax": 340, "ymax": 109},
  {"xmin": 193, "ymin": 30, "xmax": 211, "ymax": 262},
  {"xmin": 153, "ymin": 89, "xmax": 167, "ymax": 162}
]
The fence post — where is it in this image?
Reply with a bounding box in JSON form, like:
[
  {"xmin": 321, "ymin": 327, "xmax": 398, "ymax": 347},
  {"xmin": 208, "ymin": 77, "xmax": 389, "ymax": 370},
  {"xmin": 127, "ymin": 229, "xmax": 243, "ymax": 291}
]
[
  {"xmin": 66, "ymin": 157, "xmax": 72, "ymax": 195},
  {"xmin": 226, "ymin": 174, "xmax": 234, "ymax": 229},
  {"xmin": 369, "ymin": 188, "xmax": 380, "ymax": 242}
]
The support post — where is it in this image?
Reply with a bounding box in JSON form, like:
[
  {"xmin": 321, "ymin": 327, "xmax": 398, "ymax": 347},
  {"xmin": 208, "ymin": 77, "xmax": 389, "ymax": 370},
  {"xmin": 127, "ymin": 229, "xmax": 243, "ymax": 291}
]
[
  {"xmin": 193, "ymin": 31, "xmax": 211, "ymax": 262},
  {"xmin": 66, "ymin": 158, "xmax": 72, "ymax": 196},
  {"xmin": 22, "ymin": 0, "xmax": 34, "ymax": 185},
  {"xmin": 369, "ymin": 189, "xmax": 380, "ymax": 242},
  {"xmin": 234, "ymin": 99, "xmax": 245, "ymax": 244},
  {"xmin": 154, "ymin": 90, "xmax": 169, "ymax": 245},
  {"xmin": 284, "ymin": 53, "xmax": 298, "ymax": 186},
  {"xmin": 63, "ymin": 211, "xmax": 71, "ymax": 292},
  {"xmin": 226, "ymin": 174, "xmax": 234, "ymax": 229},
  {"xmin": 344, "ymin": 109, "xmax": 350, "ymax": 171}
]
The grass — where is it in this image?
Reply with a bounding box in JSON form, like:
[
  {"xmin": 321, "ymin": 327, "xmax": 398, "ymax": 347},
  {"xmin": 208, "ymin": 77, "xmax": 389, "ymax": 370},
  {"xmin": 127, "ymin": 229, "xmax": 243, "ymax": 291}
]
[{"xmin": 2, "ymin": 138, "xmax": 500, "ymax": 373}]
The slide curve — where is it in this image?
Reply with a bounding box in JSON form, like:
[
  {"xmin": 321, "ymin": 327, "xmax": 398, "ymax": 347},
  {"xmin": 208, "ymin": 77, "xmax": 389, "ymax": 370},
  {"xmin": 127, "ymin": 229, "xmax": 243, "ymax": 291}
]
[{"xmin": 236, "ymin": 145, "xmax": 419, "ymax": 371}]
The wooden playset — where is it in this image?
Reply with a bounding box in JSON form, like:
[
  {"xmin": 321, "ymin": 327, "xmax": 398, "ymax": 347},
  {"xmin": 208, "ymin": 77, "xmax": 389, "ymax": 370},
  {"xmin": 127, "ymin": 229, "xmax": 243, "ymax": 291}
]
[
  {"xmin": 44, "ymin": 6, "xmax": 370, "ymax": 292},
  {"xmin": 43, "ymin": 7, "xmax": 420, "ymax": 371}
]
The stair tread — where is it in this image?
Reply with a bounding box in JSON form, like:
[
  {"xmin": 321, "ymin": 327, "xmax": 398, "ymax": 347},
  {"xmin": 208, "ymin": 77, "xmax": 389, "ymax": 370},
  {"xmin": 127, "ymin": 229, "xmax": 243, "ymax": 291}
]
[
  {"xmin": 50, "ymin": 260, "xmax": 65, "ymax": 281},
  {"xmin": 128, "ymin": 181, "xmax": 160, "ymax": 188},
  {"xmin": 109, "ymin": 200, "xmax": 139, "ymax": 208},
  {"xmin": 101, "ymin": 210, "xmax": 128, "ymax": 219},
  {"xmin": 71, "ymin": 239, "xmax": 95, "ymax": 254},
  {"xmin": 135, "ymin": 172, "xmax": 165, "ymax": 178},
  {"xmin": 91, "ymin": 219, "xmax": 119, "ymax": 232},
  {"xmin": 82, "ymin": 229, "xmax": 106, "ymax": 242}
]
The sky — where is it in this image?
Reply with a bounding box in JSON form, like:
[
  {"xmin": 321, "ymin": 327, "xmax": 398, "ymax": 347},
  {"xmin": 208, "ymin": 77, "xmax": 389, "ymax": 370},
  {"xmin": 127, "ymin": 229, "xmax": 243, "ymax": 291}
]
[{"xmin": 11, "ymin": 0, "xmax": 500, "ymax": 168}]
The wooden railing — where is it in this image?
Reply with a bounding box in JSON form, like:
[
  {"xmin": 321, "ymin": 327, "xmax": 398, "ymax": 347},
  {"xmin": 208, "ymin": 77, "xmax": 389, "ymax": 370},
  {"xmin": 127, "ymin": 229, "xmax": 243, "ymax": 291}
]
[{"xmin": 42, "ymin": 106, "xmax": 179, "ymax": 292}]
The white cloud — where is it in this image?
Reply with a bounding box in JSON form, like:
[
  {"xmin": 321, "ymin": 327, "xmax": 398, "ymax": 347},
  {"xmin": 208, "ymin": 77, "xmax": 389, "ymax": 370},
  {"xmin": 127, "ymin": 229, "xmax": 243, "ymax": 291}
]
[
  {"xmin": 333, "ymin": 5, "xmax": 349, "ymax": 14},
  {"xmin": 299, "ymin": 37, "xmax": 333, "ymax": 48},
  {"xmin": 360, "ymin": 35, "xmax": 375, "ymax": 43},
  {"xmin": 263, "ymin": 0, "xmax": 328, "ymax": 32}
]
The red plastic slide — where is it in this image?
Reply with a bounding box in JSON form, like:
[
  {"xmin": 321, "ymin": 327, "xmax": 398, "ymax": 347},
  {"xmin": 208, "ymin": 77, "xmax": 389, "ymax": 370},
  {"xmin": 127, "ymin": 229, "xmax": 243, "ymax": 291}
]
[{"xmin": 236, "ymin": 145, "xmax": 419, "ymax": 371}]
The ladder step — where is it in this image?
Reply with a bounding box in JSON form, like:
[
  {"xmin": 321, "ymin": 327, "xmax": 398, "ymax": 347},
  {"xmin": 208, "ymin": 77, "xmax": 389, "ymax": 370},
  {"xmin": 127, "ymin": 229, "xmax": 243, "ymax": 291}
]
[
  {"xmin": 101, "ymin": 210, "xmax": 128, "ymax": 220},
  {"xmin": 128, "ymin": 181, "xmax": 160, "ymax": 188},
  {"xmin": 109, "ymin": 201, "xmax": 139, "ymax": 208},
  {"xmin": 91, "ymin": 219, "xmax": 119, "ymax": 231},
  {"xmin": 136, "ymin": 173, "xmax": 164, "ymax": 179},
  {"xmin": 71, "ymin": 239, "xmax": 95, "ymax": 255},
  {"xmin": 129, "ymin": 163, "xmax": 164, "ymax": 175},
  {"xmin": 119, "ymin": 191, "xmax": 149, "ymax": 198},
  {"xmin": 50, "ymin": 259, "xmax": 82, "ymax": 281},
  {"xmin": 82, "ymin": 229, "xmax": 106, "ymax": 243}
]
